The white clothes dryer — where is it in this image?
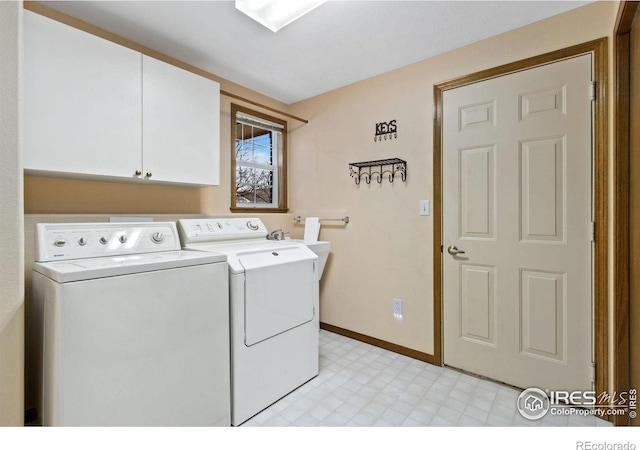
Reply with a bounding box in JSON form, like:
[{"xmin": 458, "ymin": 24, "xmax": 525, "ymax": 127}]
[
  {"xmin": 31, "ymin": 222, "xmax": 230, "ymax": 426},
  {"xmin": 177, "ymin": 218, "xmax": 319, "ymax": 426}
]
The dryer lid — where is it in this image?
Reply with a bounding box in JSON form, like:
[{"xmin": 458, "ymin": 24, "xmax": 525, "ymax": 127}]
[{"xmin": 237, "ymin": 245, "xmax": 315, "ymax": 271}]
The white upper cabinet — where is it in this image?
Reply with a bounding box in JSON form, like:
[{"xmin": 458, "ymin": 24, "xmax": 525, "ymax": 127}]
[
  {"xmin": 23, "ymin": 11, "xmax": 221, "ymax": 186},
  {"xmin": 142, "ymin": 56, "xmax": 220, "ymax": 186},
  {"xmin": 24, "ymin": 10, "xmax": 142, "ymax": 180}
]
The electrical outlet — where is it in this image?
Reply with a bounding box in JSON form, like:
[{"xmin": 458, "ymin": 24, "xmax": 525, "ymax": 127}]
[
  {"xmin": 419, "ymin": 200, "xmax": 430, "ymax": 216},
  {"xmin": 393, "ymin": 298, "xmax": 403, "ymax": 318}
]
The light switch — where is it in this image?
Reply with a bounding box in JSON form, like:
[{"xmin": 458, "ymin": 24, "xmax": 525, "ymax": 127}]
[{"xmin": 419, "ymin": 200, "xmax": 430, "ymax": 216}]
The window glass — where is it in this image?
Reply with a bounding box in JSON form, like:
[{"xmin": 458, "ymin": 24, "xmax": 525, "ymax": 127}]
[{"xmin": 231, "ymin": 105, "xmax": 287, "ymax": 212}]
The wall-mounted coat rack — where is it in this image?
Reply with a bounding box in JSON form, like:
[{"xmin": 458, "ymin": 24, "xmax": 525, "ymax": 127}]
[{"xmin": 349, "ymin": 158, "xmax": 406, "ymax": 185}]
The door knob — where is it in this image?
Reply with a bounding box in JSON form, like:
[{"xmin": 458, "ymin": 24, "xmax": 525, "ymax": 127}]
[{"xmin": 447, "ymin": 245, "xmax": 466, "ymax": 256}]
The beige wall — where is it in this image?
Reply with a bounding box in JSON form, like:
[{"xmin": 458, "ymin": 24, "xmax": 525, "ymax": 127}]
[
  {"xmin": 0, "ymin": 1, "xmax": 25, "ymax": 426},
  {"xmin": 288, "ymin": 1, "xmax": 618, "ymax": 355}
]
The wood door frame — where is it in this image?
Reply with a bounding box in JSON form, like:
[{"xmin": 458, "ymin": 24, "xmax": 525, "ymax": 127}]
[
  {"xmin": 433, "ymin": 39, "xmax": 609, "ymax": 401},
  {"xmin": 613, "ymin": 0, "xmax": 638, "ymax": 427}
]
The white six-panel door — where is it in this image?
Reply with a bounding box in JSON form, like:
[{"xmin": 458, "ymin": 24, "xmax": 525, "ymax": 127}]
[{"xmin": 442, "ymin": 55, "xmax": 593, "ymax": 392}]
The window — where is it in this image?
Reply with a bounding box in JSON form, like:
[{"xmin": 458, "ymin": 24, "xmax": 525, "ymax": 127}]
[{"xmin": 231, "ymin": 104, "xmax": 288, "ymax": 212}]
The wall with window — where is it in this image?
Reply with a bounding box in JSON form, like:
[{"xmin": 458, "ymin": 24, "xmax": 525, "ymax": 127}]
[
  {"xmin": 21, "ymin": 5, "xmax": 298, "ymax": 230},
  {"xmin": 23, "ymin": 83, "xmax": 289, "ymax": 217},
  {"xmin": 287, "ymin": 1, "xmax": 617, "ymax": 355}
]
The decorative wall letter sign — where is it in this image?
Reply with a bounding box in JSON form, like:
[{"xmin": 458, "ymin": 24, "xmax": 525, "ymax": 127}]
[{"xmin": 374, "ymin": 120, "xmax": 397, "ymax": 142}]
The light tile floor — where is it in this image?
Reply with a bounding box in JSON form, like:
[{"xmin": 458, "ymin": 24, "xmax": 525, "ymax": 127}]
[{"xmin": 242, "ymin": 330, "xmax": 612, "ymax": 427}]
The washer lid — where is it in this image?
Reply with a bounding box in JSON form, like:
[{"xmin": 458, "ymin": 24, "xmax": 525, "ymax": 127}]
[{"xmin": 32, "ymin": 250, "xmax": 226, "ymax": 283}]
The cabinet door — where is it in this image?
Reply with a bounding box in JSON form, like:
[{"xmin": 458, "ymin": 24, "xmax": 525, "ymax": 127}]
[
  {"xmin": 23, "ymin": 11, "xmax": 142, "ymax": 180},
  {"xmin": 142, "ymin": 55, "xmax": 220, "ymax": 186}
]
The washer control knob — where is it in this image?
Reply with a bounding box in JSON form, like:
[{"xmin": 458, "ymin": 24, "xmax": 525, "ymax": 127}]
[
  {"xmin": 247, "ymin": 221, "xmax": 259, "ymax": 231},
  {"xmin": 54, "ymin": 239, "xmax": 67, "ymax": 247},
  {"xmin": 99, "ymin": 237, "xmax": 108, "ymax": 245},
  {"xmin": 78, "ymin": 237, "xmax": 87, "ymax": 246},
  {"xmin": 151, "ymin": 232, "xmax": 164, "ymax": 243},
  {"xmin": 119, "ymin": 235, "xmax": 127, "ymax": 244}
]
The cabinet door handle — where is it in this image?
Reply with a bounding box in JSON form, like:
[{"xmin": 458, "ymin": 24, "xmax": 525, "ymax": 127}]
[
  {"xmin": 146, "ymin": 172, "xmax": 152, "ymax": 178},
  {"xmin": 135, "ymin": 170, "xmax": 142, "ymax": 176}
]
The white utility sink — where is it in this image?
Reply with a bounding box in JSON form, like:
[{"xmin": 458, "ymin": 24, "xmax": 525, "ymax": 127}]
[{"xmin": 286, "ymin": 239, "xmax": 331, "ymax": 280}]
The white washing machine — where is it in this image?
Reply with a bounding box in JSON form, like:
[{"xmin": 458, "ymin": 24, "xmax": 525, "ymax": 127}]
[
  {"xmin": 31, "ymin": 222, "xmax": 230, "ymax": 426},
  {"xmin": 177, "ymin": 218, "xmax": 319, "ymax": 426}
]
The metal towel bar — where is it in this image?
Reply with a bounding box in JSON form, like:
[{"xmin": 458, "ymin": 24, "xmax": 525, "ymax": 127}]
[{"xmin": 293, "ymin": 216, "xmax": 349, "ymax": 224}]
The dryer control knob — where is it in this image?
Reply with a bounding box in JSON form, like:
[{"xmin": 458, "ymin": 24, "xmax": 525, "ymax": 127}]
[
  {"xmin": 151, "ymin": 232, "xmax": 164, "ymax": 243},
  {"xmin": 247, "ymin": 221, "xmax": 259, "ymax": 231},
  {"xmin": 119, "ymin": 235, "xmax": 127, "ymax": 244},
  {"xmin": 78, "ymin": 237, "xmax": 87, "ymax": 246},
  {"xmin": 99, "ymin": 236, "xmax": 108, "ymax": 245},
  {"xmin": 54, "ymin": 239, "xmax": 67, "ymax": 247}
]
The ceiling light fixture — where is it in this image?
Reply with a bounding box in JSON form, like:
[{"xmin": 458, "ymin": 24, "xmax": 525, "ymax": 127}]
[{"xmin": 235, "ymin": 0, "xmax": 327, "ymax": 32}]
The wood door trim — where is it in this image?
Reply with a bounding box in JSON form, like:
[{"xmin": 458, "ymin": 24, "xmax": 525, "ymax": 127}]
[
  {"xmin": 433, "ymin": 39, "xmax": 609, "ymax": 406},
  {"xmin": 613, "ymin": 0, "xmax": 639, "ymax": 427}
]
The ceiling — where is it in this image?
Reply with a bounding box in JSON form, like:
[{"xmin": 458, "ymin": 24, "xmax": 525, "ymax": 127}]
[{"xmin": 40, "ymin": 0, "xmax": 593, "ymax": 105}]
